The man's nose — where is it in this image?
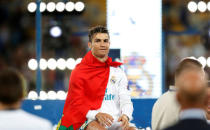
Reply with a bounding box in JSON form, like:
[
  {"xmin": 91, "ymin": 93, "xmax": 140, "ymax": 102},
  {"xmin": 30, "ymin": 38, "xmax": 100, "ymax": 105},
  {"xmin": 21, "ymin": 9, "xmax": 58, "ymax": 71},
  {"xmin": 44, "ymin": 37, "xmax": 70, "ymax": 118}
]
[{"xmin": 100, "ymin": 41, "xmax": 106, "ymax": 46}]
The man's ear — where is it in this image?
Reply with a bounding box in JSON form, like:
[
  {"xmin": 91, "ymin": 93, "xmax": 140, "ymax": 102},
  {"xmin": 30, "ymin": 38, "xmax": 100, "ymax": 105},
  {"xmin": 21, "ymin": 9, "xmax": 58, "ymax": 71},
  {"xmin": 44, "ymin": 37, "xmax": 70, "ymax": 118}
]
[
  {"xmin": 203, "ymin": 92, "xmax": 208, "ymax": 108},
  {"xmin": 88, "ymin": 42, "xmax": 92, "ymax": 49},
  {"xmin": 176, "ymin": 92, "xmax": 181, "ymax": 104}
]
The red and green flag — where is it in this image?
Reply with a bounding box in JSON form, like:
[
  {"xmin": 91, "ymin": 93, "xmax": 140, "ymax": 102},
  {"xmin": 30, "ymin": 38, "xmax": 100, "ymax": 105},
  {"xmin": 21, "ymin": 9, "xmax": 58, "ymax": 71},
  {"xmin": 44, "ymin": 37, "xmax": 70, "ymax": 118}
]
[{"xmin": 57, "ymin": 51, "xmax": 122, "ymax": 130}]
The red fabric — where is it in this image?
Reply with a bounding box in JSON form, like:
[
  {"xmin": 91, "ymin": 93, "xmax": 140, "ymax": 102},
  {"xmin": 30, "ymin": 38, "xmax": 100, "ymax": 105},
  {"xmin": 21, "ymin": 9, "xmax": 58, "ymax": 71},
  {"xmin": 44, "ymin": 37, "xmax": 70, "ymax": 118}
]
[{"xmin": 61, "ymin": 51, "xmax": 122, "ymax": 129}]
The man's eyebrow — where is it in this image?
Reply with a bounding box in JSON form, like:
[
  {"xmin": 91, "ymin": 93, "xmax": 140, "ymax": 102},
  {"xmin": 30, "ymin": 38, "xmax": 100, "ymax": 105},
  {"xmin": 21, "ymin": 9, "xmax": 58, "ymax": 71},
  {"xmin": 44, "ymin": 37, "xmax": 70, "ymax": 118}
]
[
  {"xmin": 95, "ymin": 38, "xmax": 103, "ymax": 41},
  {"xmin": 95, "ymin": 38, "xmax": 108, "ymax": 39},
  {"xmin": 104, "ymin": 39, "xmax": 109, "ymax": 41},
  {"xmin": 94, "ymin": 38, "xmax": 109, "ymax": 40}
]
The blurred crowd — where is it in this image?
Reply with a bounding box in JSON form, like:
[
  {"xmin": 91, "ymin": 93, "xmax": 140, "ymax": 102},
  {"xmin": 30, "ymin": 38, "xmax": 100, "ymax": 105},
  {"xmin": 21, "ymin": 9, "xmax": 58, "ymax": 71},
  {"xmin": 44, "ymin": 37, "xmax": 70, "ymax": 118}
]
[
  {"xmin": 163, "ymin": 0, "xmax": 210, "ymax": 88},
  {"xmin": 0, "ymin": 0, "xmax": 209, "ymax": 92},
  {"xmin": 0, "ymin": 0, "xmax": 106, "ymax": 92}
]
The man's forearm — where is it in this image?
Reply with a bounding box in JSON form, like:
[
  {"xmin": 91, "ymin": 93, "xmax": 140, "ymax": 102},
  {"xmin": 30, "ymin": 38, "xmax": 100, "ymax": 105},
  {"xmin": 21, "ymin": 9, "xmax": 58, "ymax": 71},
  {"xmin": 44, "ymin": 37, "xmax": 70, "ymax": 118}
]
[
  {"xmin": 121, "ymin": 103, "xmax": 133, "ymax": 121},
  {"xmin": 86, "ymin": 110, "xmax": 99, "ymax": 120}
]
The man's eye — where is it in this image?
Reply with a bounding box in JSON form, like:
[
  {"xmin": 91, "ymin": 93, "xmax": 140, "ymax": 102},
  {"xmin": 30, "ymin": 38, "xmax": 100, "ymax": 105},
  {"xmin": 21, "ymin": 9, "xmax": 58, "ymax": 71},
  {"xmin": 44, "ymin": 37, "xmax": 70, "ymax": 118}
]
[
  {"xmin": 95, "ymin": 39, "xmax": 101, "ymax": 42},
  {"xmin": 104, "ymin": 39, "xmax": 109, "ymax": 42}
]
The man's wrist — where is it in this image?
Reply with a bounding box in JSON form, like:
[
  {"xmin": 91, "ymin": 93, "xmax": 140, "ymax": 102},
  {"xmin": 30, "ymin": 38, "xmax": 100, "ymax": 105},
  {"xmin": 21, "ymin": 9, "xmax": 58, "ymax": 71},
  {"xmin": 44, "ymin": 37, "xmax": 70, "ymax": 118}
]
[
  {"xmin": 122, "ymin": 114, "xmax": 129, "ymax": 121},
  {"xmin": 95, "ymin": 112, "xmax": 99, "ymax": 119},
  {"xmin": 86, "ymin": 110, "xmax": 99, "ymax": 120}
]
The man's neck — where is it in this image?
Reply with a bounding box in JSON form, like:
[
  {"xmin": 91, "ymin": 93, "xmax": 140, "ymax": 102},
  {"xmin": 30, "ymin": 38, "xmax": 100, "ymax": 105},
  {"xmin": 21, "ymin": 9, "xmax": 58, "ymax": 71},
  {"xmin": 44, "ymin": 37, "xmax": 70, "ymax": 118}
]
[
  {"xmin": 0, "ymin": 102, "xmax": 21, "ymax": 110},
  {"xmin": 181, "ymin": 105, "xmax": 205, "ymax": 111},
  {"xmin": 92, "ymin": 53, "xmax": 108, "ymax": 63}
]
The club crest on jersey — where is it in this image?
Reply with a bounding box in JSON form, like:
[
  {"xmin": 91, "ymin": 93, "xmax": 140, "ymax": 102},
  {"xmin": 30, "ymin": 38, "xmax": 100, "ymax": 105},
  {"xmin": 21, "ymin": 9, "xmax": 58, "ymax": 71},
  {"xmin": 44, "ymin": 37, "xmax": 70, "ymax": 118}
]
[{"xmin": 110, "ymin": 76, "xmax": 116, "ymax": 84}]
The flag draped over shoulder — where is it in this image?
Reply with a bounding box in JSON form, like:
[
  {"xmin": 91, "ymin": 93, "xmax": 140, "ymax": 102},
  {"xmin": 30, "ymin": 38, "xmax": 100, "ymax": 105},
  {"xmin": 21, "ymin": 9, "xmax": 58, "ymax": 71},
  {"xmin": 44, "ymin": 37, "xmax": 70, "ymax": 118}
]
[{"xmin": 59, "ymin": 51, "xmax": 122, "ymax": 130}]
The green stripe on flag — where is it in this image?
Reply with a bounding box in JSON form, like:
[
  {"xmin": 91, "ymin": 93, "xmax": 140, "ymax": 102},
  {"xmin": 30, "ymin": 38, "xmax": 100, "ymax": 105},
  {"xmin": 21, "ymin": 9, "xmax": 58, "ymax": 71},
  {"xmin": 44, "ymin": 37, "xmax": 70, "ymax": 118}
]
[{"xmin": 59, "ymin": 125, "xmax": 74, "ymax": 130}]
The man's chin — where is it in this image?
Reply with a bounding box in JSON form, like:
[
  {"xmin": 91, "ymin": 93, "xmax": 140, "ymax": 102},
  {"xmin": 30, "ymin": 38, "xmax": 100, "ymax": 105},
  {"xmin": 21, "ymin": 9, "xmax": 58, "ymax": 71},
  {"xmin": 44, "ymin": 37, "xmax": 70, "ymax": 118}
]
[
  {"xmin": 93, "ymin": 51, "xmax": 109, "ymax": 59},
  {"xmin": 98, "ymin": 54, "xmax": 106, "ymax": 58},
  {"xmin": 96, "ymin": 53, "xmax": 107, "ymax": 58}
]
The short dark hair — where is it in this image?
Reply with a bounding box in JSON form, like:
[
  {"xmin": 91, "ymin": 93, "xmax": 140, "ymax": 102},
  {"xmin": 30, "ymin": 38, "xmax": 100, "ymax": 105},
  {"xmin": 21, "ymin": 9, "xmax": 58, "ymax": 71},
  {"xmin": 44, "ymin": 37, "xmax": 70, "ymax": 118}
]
[
  {"xmin": 88, "ymin": 25, "xmax": 109, "ymax": 42},
  {"xmin": 0, "ymin": 68, "xmax": 26, "ymax": 105},
  {"xmin": 175, "ymin": 58, "xmax": 203, "ymax": 78}
]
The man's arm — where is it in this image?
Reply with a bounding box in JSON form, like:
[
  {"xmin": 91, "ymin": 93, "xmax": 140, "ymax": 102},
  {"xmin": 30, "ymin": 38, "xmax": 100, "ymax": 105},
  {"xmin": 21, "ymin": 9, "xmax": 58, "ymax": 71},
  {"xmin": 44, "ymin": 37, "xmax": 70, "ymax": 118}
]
[
  {"xmin": 118, "ymin": 71, "xmax": 133, "ymax": 120},
  {"xmin": 86, "ymin": 110, "xmax": 99, "ymax": 120},
  {"xmin": 151, "ymin": 100, "xmax": 159, "ymax": 130}
]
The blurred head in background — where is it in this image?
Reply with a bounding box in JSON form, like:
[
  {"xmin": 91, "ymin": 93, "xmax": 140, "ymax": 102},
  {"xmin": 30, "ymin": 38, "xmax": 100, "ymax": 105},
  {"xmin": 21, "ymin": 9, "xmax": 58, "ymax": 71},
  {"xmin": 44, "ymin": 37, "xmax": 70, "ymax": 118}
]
[
  {"xmin": 175, "ymin": 58, "xmax": 208, "ymax": 110},
  {"xmin": 0, "ymin": 68, "xmax": 26, "ymax": 110},
  {"xmin": 174, "ymin": 58, "xmax": 204, "ymax": 89},
  {"xmin": 175, "ymin": 58, "xmax": 204, "ymax": 85}
]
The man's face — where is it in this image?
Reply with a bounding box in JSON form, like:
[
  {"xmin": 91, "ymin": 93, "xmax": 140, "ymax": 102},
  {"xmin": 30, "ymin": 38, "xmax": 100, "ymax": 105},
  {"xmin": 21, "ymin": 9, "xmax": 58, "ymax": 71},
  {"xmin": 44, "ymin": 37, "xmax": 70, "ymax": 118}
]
[{"xmin": 88, "ymin": 33, "xmax": 110, "ymax": 58}]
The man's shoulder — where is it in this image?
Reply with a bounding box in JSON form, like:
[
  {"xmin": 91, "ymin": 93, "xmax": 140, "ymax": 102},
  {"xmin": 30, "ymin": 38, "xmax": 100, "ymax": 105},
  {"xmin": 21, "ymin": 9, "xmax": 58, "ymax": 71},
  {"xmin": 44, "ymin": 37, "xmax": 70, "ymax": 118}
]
[
  {"xmin": 110, "ymin": 66, "xmax": 125, "ymax": 74},
  {"xmin": 0, "ymin": 109, "xmax": 52, "ymax": 129},
  {"xmin": 164, "ymin": 119, "xmax": 210, "ymax": 130},
  {"xmin": 156, "ymin": 91, "xmax": 176, "ymax": 101},
  {"xmin": 153, "ymin": 91, "xmax": 177, "ymax": 110},
  {"xmin": 70, "ymin": 66, "xmax": 84, "ymax": 79},
  {"xmin": 19, "ymin": 110, "xmax": 52, "ymax": 126}
]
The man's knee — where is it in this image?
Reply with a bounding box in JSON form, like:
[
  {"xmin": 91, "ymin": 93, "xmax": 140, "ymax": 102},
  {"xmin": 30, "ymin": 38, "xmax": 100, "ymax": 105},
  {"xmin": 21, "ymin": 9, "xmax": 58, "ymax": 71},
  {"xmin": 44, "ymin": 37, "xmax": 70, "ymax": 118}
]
[{"xmin": 86, "ymin": 121, "xmax": 106, "ymax": 130}]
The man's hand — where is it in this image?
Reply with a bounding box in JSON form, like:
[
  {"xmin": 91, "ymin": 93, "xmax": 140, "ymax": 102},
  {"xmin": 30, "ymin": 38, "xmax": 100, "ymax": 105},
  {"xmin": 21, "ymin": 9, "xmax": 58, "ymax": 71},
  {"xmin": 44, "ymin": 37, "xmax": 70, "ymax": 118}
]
[
  {"xmin": 118, "ymin": 114, "xmax": 129, "ymax": 130},
  {"xmin": 95, "ymin": 112, "xmax": 114, "ymax": 127}
]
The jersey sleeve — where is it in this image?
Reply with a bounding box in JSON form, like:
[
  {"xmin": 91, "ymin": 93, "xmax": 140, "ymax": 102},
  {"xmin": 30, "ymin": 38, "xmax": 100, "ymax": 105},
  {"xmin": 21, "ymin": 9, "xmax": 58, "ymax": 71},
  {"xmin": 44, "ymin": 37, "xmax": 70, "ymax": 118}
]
[
  {"xmin": 86, "ymin": 110, "xmax": 99, "ymax": 120},
  {"xmin": 118, "ymin": 70, "xmax": 133, "ymax": 121}
]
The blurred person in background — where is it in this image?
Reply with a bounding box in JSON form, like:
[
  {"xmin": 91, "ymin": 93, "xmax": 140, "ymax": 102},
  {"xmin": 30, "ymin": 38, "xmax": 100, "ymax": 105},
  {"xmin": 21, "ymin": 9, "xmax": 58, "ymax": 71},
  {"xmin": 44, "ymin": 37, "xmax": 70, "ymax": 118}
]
[
  {"xmin": 164, "ymin": 59, "xmax": 210, "ymax": 130},
  {"xmin": 206, "ymin": 81, "xmax": 210, "ymax": 123},
  {"xmin": 57, "ymin": 26, "xmax": 136, "ymax": 130},
  {"xmin": 0, "ymin": 68, "xmax": 52, "ymax": 130},
  {"xmin": 152, "ymin": 58, "xmax": 204, "ymax": 130},
  {"xmin": 152, "ymin": 84, "xmax": 180, "ymax": 130}
]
